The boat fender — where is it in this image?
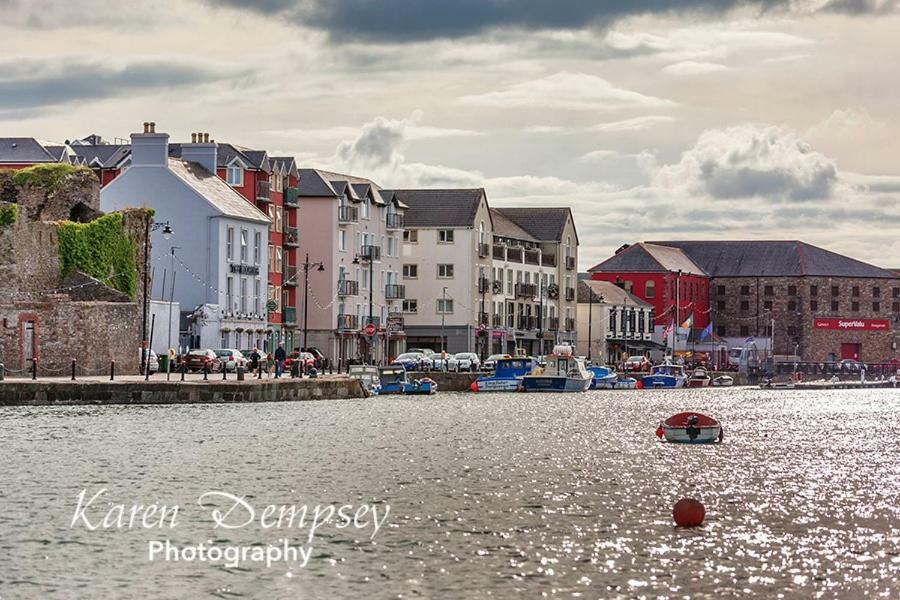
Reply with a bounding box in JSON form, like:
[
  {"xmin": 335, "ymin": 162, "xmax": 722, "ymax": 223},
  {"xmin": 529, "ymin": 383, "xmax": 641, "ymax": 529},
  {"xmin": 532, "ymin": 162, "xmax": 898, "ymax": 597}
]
[
  {"xmin": 655, "ymin": 424, "xmax": 664, "ymax": 439},
  {"xmin": 470, "ymin": 381, "xmax": 479, "ymax": 393},
  {"xmin": 718, "ymin": 427, "xmax": 724, "ymax": 443},
  {"xmin": 636, "ymin": 380, "xmax": 644, "ymax": 390}
]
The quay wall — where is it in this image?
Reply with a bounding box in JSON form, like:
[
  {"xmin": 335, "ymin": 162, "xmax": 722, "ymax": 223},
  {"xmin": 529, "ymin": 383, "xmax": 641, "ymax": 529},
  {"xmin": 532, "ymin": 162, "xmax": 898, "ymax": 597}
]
[{"xmin": 0, "ymin": 377, "xmax": 365, "ymax": 406}]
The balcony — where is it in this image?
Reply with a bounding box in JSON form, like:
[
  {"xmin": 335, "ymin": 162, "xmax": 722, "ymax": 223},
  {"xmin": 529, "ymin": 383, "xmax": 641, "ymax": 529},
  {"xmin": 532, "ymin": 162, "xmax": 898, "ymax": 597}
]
[
  {"xmin": 524, "ymin": 250, "xmax": 540, "ymax": 266},
  {"xmin": 283, "ymin": 307, "xmax": 297, "ymax": 324},
  {"xmin": 360, "ymin": 244, "xmax": 381, "ymax": 261},
  {"xmin": 542, "ymin": 254, "xmax": 556, "ymax": 267},
  {"xmin": 364, "ymin": 315, "xmax": 381, "ymax": 328},
  {"xmin": 385, "ymin": 284, "xmax": 406, "ymax": 300},
  {"xmin": 284, "ymin": 187, "xmax": 299, "ymax": 207},
  {"xmin": 493, "ymin": 245, "xmax": 506, "ymax": 261},
  {"xmin": 338, "ymin": 279, "xmax": 359, "ymax": 296},
  {"xmin": 284, "ymin": 225, "xmax": 299, "ymax": 247},
  {"xmin": 515, "ymin": 282, "xmax": 537, "ymax": 298},
  {"xmin": 478, "ymin": 277, "xmax": 491, "ymax": 294},
  {"xmin": 478, "ymin": 243, "xmax": 490, "ymax": 258},
  {"xmin": 547, "ymin": 317, "xmax": 560, "ymax": 330},
  {"xmin": 338, "ymin": 205, "xmax": 359, "ymax": 223},
  {"xmin": 283, "ymin": 265, "xmax": 298, "ymax": 286},
  {"xmin": 517, "ymin": 316, "xmax": 539, "ymax": 330},
  {"xmin": 492, "ymin": 314, "xmax": 503, "ymax": 328},
  {"xmin": 386, "ymin": 213, "xmax": 404, "ymax": 230},
  {"xmin": 565, "ymin": 318, "xmax": 576, "ymax": 332},
  {"xmin": 507, "ymin": 247, "xmax": 523, "ymax": 263},
  {"xmin": 565, "ymin": 287, "xmax": 575, "ymax": 301},
  {"xmin": 565, "ymin": 255, "xmax": 576, "ymax": 271},
  {"xmin": 256, "ymin": 180, "xmax": 271, "ymax": 201},
  {"xmin": 337, "ymin": 314, "xmax": 358, "ymax": 331}
]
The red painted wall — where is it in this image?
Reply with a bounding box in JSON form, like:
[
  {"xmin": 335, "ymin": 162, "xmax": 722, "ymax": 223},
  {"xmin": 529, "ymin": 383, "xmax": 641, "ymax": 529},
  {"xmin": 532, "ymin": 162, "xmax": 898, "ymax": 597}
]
[{"xmin": 590, "ymin": 271, "xmax": 710, "ymax": 328}]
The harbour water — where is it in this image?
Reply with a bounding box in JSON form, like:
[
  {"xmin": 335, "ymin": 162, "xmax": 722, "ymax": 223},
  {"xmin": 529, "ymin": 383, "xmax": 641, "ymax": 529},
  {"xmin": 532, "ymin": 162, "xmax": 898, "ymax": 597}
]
[{"xmin": 2, "ymin": 389, "xmax": 898, "ymax": 598}]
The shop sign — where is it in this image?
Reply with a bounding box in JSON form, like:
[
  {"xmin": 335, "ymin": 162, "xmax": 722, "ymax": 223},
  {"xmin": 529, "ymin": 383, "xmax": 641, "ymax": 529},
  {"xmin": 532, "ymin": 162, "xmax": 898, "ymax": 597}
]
[
  {"xmin": 230, "ymin": 263, "xmax": 260, "ymax": 275},
  {"xmin": 812, "ymin": 318, "xmax": 889, "ymax": 331}
]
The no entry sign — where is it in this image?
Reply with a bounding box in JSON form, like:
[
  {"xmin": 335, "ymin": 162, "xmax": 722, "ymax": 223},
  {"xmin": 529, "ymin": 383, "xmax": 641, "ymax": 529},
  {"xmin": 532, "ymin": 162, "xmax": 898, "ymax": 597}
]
[{"xmin": 363, "ymin": 323, "xmax": 377, "ymax": 336}]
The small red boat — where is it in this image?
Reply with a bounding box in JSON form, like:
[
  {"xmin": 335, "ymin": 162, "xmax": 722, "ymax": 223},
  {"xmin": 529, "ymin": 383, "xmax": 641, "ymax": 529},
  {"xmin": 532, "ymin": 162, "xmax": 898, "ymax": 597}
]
[
  {"xmin": 657, "ymin": 412, "xmax": 722, "ymax": 444},
  {"xmin": 688, "ymin": 367, "xmax": 711, "ymax": 388}
]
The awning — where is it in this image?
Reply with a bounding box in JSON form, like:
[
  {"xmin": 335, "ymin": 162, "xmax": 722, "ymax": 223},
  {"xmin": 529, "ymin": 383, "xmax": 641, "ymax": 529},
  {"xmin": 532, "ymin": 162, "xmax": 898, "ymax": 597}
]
[{"xmin": 606, "ymin": 339, "xmax": 666, "ymax": 350}]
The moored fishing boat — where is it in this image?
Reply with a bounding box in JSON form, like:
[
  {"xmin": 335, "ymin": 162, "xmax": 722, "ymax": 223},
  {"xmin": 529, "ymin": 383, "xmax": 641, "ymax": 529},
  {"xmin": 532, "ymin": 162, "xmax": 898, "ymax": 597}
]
[
  {"xmin": 349, "ymin": 364, "xmax": 381, "ymax": 396},
  {"xmin": 588, "ymin": 365, "xmax": 619, "ymax": 389},
  {"xmin": 377, "ymin": 366, "xmax": 438, "ymax": 395},
  {"xmin": 521, "ymin": 345, "xmax": 592, "ymax": 393},
  {"xmin": 712, "ymin": 375, "xmax": 734, "ymax": 387},
  {"xmin": 641, "ymin": 361, "xmax": 688, "ymax": 389},
  {"xmin": 472, "ymin": 357, "xmax": 535, "ymax": 392},
  {"xmin": 688, "ymin": 367, "xmax": 711, "ymax": 388},
  {"xmin": 657, "ymin": 412, "xmax": 722, "ymax": 444}
]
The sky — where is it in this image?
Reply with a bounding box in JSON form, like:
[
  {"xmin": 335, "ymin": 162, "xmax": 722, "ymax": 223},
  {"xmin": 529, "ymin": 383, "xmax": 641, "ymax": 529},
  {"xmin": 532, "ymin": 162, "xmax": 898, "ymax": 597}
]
[{"xmin": 2, "ymin": 0, "xmax": 899, "ymax": 269}]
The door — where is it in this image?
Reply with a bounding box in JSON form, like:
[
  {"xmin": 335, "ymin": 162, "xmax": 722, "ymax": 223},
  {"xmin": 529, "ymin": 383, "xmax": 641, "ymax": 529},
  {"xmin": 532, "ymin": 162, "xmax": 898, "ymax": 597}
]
[
  {"xmin": 840, "ymin": 343, "xmax": 860, "ymax": 361},
  {"xmin": 23, "ymin": 320, "xmax": 36, "ymax": 364}
]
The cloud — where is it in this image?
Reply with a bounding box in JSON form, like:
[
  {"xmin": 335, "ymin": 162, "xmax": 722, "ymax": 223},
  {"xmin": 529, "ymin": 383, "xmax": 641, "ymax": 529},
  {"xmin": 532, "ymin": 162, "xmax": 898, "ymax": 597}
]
[
  {"xmin": 590, "ymin": 115, "xmax": 676, "ymax": 132},
  {"xmin": 524, "ymin": 125, "xmax": 574, "ymax": 135},
  {"xmin": 653, "ymin": 125, "xmax": 838, "ymax": 201},
  {"xmin": 579, "ymin": 150, "xmax": 620, "ymax": 162},
  {"xmin": 0, "ymin": 0, "xmax": 166, "ymax": 28},
  {"xmin": 265, "ymin": 113, "xmax": 483, "ymax": 144},
  {"xmin": 662, "ymin": 61, "xmax": 731, "ymax": 75},
  {"xmin": 0, "ymin": 57, "xmax": 241, "ymax": 113},
  {"xmin": 201, "ymin": 0, "xmax": 897, "ymax": 42},
  {"xmin": 460, "ymin": 72, "xmax": 674, "ymax": 111}
]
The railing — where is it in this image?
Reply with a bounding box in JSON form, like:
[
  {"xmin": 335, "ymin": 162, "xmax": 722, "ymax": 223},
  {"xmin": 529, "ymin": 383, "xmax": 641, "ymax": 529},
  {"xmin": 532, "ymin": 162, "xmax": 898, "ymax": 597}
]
[
  {"xmin": 284, "ymin": 187, "xmax": 299, "ymax": 207},
  {"xmin": 492, "ymin": 314, "xmax": 503, "ymax": 328},
  {"xmin": 337, "ymin": 314, "xmax": 359, "ymax": 330},
  {"xmin": 385, "ymin": 284, "xmax": 406, "ymax": 300},
  {"xmin": 284, "ymin": 225, "xmax": 299, "ymax": 246},
  {"xmin": 338, "ymin": 280, "xmax": 359, "ymax": 296},
  {"xmin": 478, "ymin": 277, "xmax": 491, "ymax": 294},
  {"xmin": 386, "ymin": 213, "xmax": 404, "ymax": 229},
  {"xmin": 542, "ymin": 254, "xmax": 556, "ymax": 267},
  {"xmin": 493, "ymin": 245, "xmax": 506, "ymax": 261},
  {"xmin": 547, "ymin": 317, "xmax": 560, "ymax": 330},
  {"xmin": 256, "ymin": 180, "xmax": 270, "ymax": 201},
  {"xmin": 338, "ymin": 205, "xmax": 359, "ymax": 223},
  {"xmin": 282, "ymin": 265, "xmax": 298, "ymax": 285},
  {"xmin": 506, "ymin": 315, "xmax": 516, "ymax": 329},
  {"xmin": 515, "ymin": 282, "xmax": 537, "ymax": 298},
  {"xmin": 565, "ymin": 287, "xmax": 575, "ymax": 301},
  {"xmin": 517, "ymin": 316, "xmax": 539, "ymax": 330},
  {"xmin": 565, "ymin": 318, "xmax": 576, "ymax": 332},
  {"xmin": 283, "ymin": 307, "xmax": 297, "ymax": 324},
  {"xmin": 360, "ymin": 245, "xmax": 381, "ymax": 261},
  {"xmin": 478, "ymin": 243, "xmax": 490, "ymax": 258},
  {"xmin": 507, "ymin": 247, "xmax": 523, "ymax": 263},
  {"xmin": 565, "ymin": 255, "xmax": 576, "ymax": 270},
  {"xmin": 524, "ymin": 250, "xmax": 540, "ymax": 265}
]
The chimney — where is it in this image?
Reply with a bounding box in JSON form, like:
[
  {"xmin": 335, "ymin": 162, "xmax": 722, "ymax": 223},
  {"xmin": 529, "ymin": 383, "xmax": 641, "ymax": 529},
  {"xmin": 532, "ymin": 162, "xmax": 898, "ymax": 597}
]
[
  {"xmin": 180, "ymin": 131, "xmax": 218, "ymax": 175},
  {"xmin": 131, "ymin": 121, "xmax": 169, "ymax": 167}
]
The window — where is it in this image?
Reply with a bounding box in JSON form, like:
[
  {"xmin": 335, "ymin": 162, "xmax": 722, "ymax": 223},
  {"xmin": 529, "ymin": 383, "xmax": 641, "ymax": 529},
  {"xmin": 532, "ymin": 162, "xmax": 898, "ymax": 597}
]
[
  {"xmin": 437, "ymin": 264, "xmax": 454, "ymax": 278},
  {"xmin": 275, "ymin": 207, "xmax": 283, "ymax": 233},
  {"xmin": 873, "ymin": 302, "xmax": 880, "ymax": 312},
  {"xmin": 387, "ymin": 236, "xmax": 397, "ymax": 257},
  {"xmin": 226, "ymin": 227, "xmax": 234, "ymax": 261},
  {"xmin": 740, "ymin": 300, "xmax": 749, "ymax": 311},
  {"xmin": 507, "ymin": 270, "xmax": 513, "ymax": 295},
  {"xmin": 810, "ymin": 300, "xmax": 818, "ymax": 311},
  {"xmin": 873, "ymin": 287, "xmax": 881, "ymax": 298},
  {"xmin": 268, "ymin": 244, "xmax": 274, "ymax": 269},
  {"xmin": 764, "ymin": 285, "xmax": 774, "ymax": 296},
  {"xmin": 240, "ymin": 229, "xmax": 248, "ymax": 262},
  {"xmin": 740, "ymin": 286, "xmax": 750, "ymax": 295},
  {"xmin": 437, "ymin": 298, "xmax": 454, "ymax": 313},
  {"xmin": 764, "ymin": 300, "xmax": 773, "ymax": 311},
  {"xmin": 852, "ymin": 286, "xmax": 860, "ymax": 297},
  {"xmin": 226, "ymin": 165, "xmax": 243, "ymax": 186},
  {"xmin": 403, "ymin": 264, "xmax": 418, "ymax": 279},
  {"xmin": 226, "ymin": 277, "xmax": 234, "ymax": 310},
  {"xmin": 740, "ymin": 325, "xmax": 749, "ymax": 337},
  {"xmin": 831, "ymin": 300, "xmax": 839, "ymax": 311},
  {"xmin": 717, "ymin": 285, "xmax": 726, "ymax": 296},
  {"xmin": 402, "ymin": 299, "xmax": 418, "ymax": 313},
  {"xmin": 253, "ymin": 279, "xmax": 260, "ymax": 313},
  {"xmin": 810, "ymin": 285, "xmax": 818, "ymax": 297},
  {"xmin": 787, "ymin": 325, "xmax": 798, "ymax": 337},
  {"xmin": 404, "ymin": 229, "xmax": 418, "ymax": 243},
  {"xmin": 275, "ymin": 247, "xmax": 282, "ymax": 273},
  {"xmin": 831, "ymin": 285, "xmax": 839, "ymax": 297},
  {"xmin": 717, "ymin": 300, "xmax": 725, "ymax": 310},
  {"xmin": 894, "ymin": 287, "xmax": 900, "ymax": 298},
  {"xmin": 645, "ymin": 280, "xmax": 655, "ymax": 298},
  {"xmin": 361, "ymin": 198, "xmax": 370, "ymax": 219},
  {"xmin": 240, "ymin": 278, "xmax": 247, "ymax": 313},
  {"xmin": 221, "ymin": 332, "xmax": 230, "ymax": 348},
  {"xmin": 438, "ymin": 229, "xmax": 454, "ymax": 243},
  {"xmin": 851, "ymin": 301, "xmax": 859, "ymax": 312},
  {"xmin": 893, "ymin": 301, "xmax": 900, "ymax": 313},
  {"xmin": 788, "ymin": 300, "xmax": 797, "ymax": 311},
  {"xmin": 253, "ymin": 231, "xmax": 261, "ymax": 264},
  {"xmin": 788, "ymin": 285, "xmax": 797, "ymax": 296},
  {"xmin": 338, "ymin": 229, "xmax": 347, "ymax": 252},
  {"xmin": 716, "ymin": 325, "xmax": 726, "ymax": 336},
  {"xmin": 624, "ymin": 280, "xmax": 633, "ymax": 293},
  {"xmin": 609, "ymin": 308, "xmax": 616, "ymax": 331}
]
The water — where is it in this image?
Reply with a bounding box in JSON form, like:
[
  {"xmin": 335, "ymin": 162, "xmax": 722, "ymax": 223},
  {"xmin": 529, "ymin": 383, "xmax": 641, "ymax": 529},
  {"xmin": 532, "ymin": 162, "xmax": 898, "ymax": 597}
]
[{"xmin": 1, "ymin": 389, "xmax": 899, "ymax": 598}]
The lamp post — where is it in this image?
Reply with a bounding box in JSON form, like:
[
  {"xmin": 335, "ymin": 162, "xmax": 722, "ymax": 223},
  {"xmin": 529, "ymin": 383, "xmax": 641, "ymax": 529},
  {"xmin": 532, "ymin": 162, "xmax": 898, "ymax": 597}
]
[
  {"xmin": 440, "ymin": 286, "xmax": 448, "ymax": 356},
  {"xmin": 167, "ymin": 246, "xmax": 180, "ymax": 356},
  {"xmin": 298, "ymin": 253, "xmax": 325, "ymax": 352},
  {"xmin": 142, "ymin": 218, "xmax": 173, "ymax": 373},
  {"xmin": 587, "ymin": 290, "xmax": 604, "ymax": 363},
  {"xmin": 353, "ymin": 250, "xmax": 375, "ymax": 364}
]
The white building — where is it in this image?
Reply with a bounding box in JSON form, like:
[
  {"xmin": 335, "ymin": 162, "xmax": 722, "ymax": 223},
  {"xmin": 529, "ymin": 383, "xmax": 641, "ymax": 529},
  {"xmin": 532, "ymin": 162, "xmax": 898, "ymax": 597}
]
[
  {"xmin": 576, "ymin": 280, "xmax": 656, "ymax": 364},
  {"xmin": 100, "ymin": 123, "xmax": 271, "ymax": 351}
]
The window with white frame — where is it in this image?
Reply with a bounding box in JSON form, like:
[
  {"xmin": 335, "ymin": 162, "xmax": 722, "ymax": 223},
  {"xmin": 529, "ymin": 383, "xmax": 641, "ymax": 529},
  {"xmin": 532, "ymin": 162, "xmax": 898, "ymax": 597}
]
[
  {"xmin": 275, "ymin": 207, "xmax": 283, "ymax": 233},
  {"xmin": 253, "ymin": 279, "xmax": 260, "ymax": 313},
  {"xmin": 226, "ymin": 276, "xmax": 234, "ymax": 311},
  {"xmin": 240, "ymin": 229, "xmax": 248, "ymax": 262},
  {"xmin": 275, "ymin": 247, "xmax": 283, "ymax": 272},
  {"xmin": 338, "ymin": 229, "xmax": 347, "ymax": 252},
  {"xmin": 403, "ymin": 264, "xmax": 418, "ymax": 279},
  {"xmin": 437, "ymin": 264, "xmax": 454, "ymax": 278},
  {"xmin": 438, "ymin": 229, "xmax": 454, "ymax": 243},
  {"xmin": 404, "ymin": 229, "xmax": 418, "ymax": 243},
  {"xmin": 403, "ymin": 299, "xmax": 418, "ymax": 313},
  {"xmin": 268, "ymin": 244, "xmax": 274, "ymax": 269},
  {"xmin": 226, "ymin": 165, "xmax": 243, "ymax": 186},
  {"xmin": 240, "ymin": 278, "xmax": 247, "ymax": 313},
  {"xmin": 253, "ymin": 231, "xmax": 261, "ymax": 264},
  {"xmin": 226, "ymin": 227, "xmax": 234, "ymax": 261},
  {"xmin": 361, "ymin": 198, "xmax": 370, "ymax": 219},
  {"xmin": 437, "ymin": 298, "xmax": 454, "ymax": 313}
]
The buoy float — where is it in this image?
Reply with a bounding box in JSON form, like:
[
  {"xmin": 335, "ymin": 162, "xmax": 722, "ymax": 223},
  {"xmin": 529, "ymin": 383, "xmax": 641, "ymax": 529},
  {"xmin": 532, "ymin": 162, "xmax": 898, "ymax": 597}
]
[
  {"xmin": 636, "ymin": 380, "xmax": 644, "ymax": 390},
  {"xmin": 673, "ymin": 497, "xmax": 705, "ymax": 527},
  {"xmin": 470, "ymin": 381, "xmax": 479, "ymax": 393},
  {"xmin": 655, "ymin": 424, "xmax": 664, "ymax": 439}
]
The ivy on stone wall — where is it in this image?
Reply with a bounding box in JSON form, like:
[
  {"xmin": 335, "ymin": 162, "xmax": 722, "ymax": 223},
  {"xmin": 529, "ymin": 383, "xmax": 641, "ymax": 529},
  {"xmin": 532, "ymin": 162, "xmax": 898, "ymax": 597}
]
[
  {"xmin": 57, "ymin": 212, "xmax": 137, "ymax": 298},
  {"xmin": 12, "ymin": 163, "xmax": 94, "ymax": 191},
  {"xmin": 0, "ymin": 202, "xmax": 15, "ymax": 226}
]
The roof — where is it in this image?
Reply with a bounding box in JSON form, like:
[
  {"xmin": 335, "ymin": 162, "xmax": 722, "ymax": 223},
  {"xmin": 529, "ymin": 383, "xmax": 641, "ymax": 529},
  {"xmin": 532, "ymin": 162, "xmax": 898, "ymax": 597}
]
[
  {"xmin": 167, "ymin": 158, "xmax": 270, "ymax": 224},
  {"xmin": 589, "ymin": 242, "xmax": 706, "ymax": 275},
  {"xmin": 0, "ymin": 138, "xmax": 59, "ymax": 163},
  {"xmin": 299, "ymin": 169, "xmax": 410, "ymax": 208},
  {"xmin": 493, "ymin": 207, "xmax": 575, "ymax": 243},
  {"xmin": 650, "ymin": 241, "xmax": 898, "ymax": 279},
  {"xmin": 577, "ymin": 280, "xmax": 652, "ymax": 307},
  {"xmin": 490, "ymin": 208, "xmax": 536, "ymax": 241},
  {"xmin": 270, "ymin": 156, "xmax": 298, "ymax": 178},
  {"xmin": 69, "ymin": 144, "xmax": 129, "ymax": 168},
  {"xmin": 385, "ymin": 189, "xmax": 485, "ymax": 227}
]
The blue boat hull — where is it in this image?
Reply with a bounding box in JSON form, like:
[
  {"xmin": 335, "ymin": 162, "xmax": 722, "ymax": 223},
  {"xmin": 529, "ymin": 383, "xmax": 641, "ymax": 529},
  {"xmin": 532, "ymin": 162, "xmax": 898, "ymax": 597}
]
[
  {"xmin": 521, "ymin": 376, "xmax": 592, "ymax": 393},
  {"xmin": 641, "ymin": 375, "xmax": 686, "ymax": 388},
  {"xmin": 475, "ymin": 377, "xmax": 522, "ymax": 392}
]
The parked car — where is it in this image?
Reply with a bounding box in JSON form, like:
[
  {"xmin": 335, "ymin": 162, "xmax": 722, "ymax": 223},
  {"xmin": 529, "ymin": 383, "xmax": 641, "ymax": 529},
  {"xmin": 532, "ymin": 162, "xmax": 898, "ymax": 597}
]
[
  {"xmin": 300, "ymin": 347, "xmax": 327, "ymax": 369},
  {"xmin": 284, "ymin": 351, "xmax": 317, "ymax": 372},
  {"xmin": 393, "ymin": 352, "xmax": 432, "ymax": 371},
  {"xmin": 183, "ymin": 349, "xmax": 222, "ymax": 373},
  {"xmin": 214, "ymin": 349, "xmax": 247, "ymax": 372},
  {"xmin": 140, "ymin": 349, "xmax": 159, "ymax": 374},
  {"xmin": 836, "ymin": 359, "xmax": 863, "ymax": 372},
  {"xmin": 482, "ymin": 353, "xmax": 511, "ymax": 371},
  {"xmin": 450, "ymin": 352, "xmax": 481, "ymax": 372},
  {"xmin": 623, "ymin": 355, "xmax": 651, "ymax": 372}
]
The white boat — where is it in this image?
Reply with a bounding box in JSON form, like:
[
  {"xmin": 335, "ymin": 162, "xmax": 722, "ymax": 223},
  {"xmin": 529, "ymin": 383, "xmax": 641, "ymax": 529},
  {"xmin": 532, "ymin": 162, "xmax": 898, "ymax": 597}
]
[
  {"xmin": 349, "ymin": 365, "xmax": 381, "ymax": 396},
  {"xmin": 641, "ymin": 361, "xmax": 688, "ymax": 389},
  {"xmin": 521, "ymin": 345, "xmax": 592, "ymax": 393},
  {"xmin": 658, "ymin": 412, "xmax": 722, "ymax": 444},
  {"xmin": 688, "ymin": 367, "xmax": 711, "ymax": 388},
  {"xmin": 712, "ymin": 375, "xmax": 734, "ymax": 387}
]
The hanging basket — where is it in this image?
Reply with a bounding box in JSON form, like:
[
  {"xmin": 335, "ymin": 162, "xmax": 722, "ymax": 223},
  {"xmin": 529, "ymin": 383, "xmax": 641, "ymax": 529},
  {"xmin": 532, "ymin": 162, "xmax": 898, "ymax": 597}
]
[
  {"xmin": 220, "ymin": 327, "xmax": 232, "ymax": 333},
  {"xmin": 235, "ymin": 327, "xmax": 245, "ymax": 333}
]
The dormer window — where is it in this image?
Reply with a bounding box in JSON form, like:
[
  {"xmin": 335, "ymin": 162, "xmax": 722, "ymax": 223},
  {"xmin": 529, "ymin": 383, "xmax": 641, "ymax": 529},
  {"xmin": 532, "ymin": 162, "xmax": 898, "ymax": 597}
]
[
  {"xmin": 361, "ymin": 197, "xmax": 370, "ymax": 219},
  {"xmin": 226, "ymin": 165, "xmax": 243, "ymax": 186}
]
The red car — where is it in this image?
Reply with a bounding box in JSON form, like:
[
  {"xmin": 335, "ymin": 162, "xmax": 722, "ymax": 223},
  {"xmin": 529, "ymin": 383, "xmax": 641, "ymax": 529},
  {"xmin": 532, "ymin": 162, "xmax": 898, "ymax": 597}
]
[
  {"xmin": 284, "ymin": 351, "xmax": 316, "ymax": 372},
  {"xmin": 623, "ymin": 355, "xmax": 651, "ymax": 372},
  {"xmin": 182, "ymin": 349, "xmax": 222, "ymax": 373}
]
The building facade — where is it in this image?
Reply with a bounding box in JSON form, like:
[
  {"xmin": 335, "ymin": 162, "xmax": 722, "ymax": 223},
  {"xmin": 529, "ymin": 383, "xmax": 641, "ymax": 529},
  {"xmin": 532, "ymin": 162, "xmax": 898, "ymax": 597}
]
[{"xmin": 576, "ymin": 280, "xmax": 655, "ymax": 363}]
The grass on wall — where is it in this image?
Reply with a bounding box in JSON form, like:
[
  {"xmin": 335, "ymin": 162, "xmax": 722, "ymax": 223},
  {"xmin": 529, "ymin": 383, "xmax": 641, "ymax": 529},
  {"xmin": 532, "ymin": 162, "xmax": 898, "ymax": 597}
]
[
  {"xmin": 0, "ymin": 203, "xmax": 15, "ymax": 226},
  {"xmin": 57, "ymin": 212, "xmax": 137, "ymax": 298},
  {"xmin": 12, "ymin": 163, "xmax": 94, "ymax": 191}
]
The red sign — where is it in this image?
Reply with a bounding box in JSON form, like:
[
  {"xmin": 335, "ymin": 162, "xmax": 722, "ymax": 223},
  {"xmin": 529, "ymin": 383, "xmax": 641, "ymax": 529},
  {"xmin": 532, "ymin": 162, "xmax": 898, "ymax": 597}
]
[
  {"xmin": 363, "ymin": 323, "xmax": 377, "ymax": 336},
  {"xmin": 813, "ymin": 318, "xmax": 890, "ymax": 331}
]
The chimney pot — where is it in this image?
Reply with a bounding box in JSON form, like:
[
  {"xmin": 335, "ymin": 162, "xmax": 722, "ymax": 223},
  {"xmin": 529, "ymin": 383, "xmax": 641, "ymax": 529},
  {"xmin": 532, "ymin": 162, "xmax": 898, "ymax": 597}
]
[
  {"xmin": 191, "ymin": 133, "xmax": 197, "ymax": 143},
  {"xmin": 150, "ymin": 122, "xmax": 156, "ymax": 133},
  {"xmin": 203, "ymin": 133, "xmax": 210, "ymax": 143},
  {"xmin": 143, "ymin": 122, "xmax": 150, "ymax": 133}
]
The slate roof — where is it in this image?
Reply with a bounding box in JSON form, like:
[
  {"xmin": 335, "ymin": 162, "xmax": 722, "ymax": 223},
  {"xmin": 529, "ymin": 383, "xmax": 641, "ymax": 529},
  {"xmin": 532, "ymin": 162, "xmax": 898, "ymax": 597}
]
[
  {"xmin": 167, "ymin": 158, "xmax": 270, "ymax": 224},
  {"xmin": 651, "ymin": 241, "xmax": 897, "ymax": 279},
  {"xmin": 589, "ymin": 243, "xmax": 706, "ymax": 275},
  {"xmin": 0, "ymin": 138, "xmax": 60, "ymax": 163},
  {"xmin": 385, "ymin": 189, "xmax": 485, "ymax": 228},
  {"xmin": 490, "ymin": 208, "xmax": 535, "ymax": 241},
  {"xmin": 577, "ymin": 279, "xmax": 652, "ymax": 307},
  {"xmin": 69, "ymin": 144, "xmax": 129, "ymax": 168},
  {"xmin": 493, "ymin": 207, "xmax": 575, "ymax": 243},
  {"xmin": 270, "ymin": 156, "xmax": 298, "ymax": 178}
]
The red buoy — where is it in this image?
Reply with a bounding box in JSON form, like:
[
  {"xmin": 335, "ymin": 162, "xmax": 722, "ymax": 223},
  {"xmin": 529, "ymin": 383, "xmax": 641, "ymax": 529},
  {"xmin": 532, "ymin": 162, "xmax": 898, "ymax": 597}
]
[
  {"xmin": 655, "ymin": 425, "xmax": 664, "ymax": 438},
  {"xmin": 470, "ymin": 381, "xmax": 478, "ymax": 392},
  {"xmin": 636, "ymin": 380, "xmax": 644, "ymax": 390},
  {"xmin": 673, "ymin": 497, "xmax": 705, "ymax": 527}
]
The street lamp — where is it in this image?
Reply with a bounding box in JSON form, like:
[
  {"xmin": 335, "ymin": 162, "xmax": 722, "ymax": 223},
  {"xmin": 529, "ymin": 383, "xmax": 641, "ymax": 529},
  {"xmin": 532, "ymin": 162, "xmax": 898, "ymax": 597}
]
[
  {"xmin": 141, "ymin": 218, "xmax": 173, "ymax": 373},
  {"xmin": 588, "ymin": 289, "xmax": 604, "ymax": 363},
  {"xmin": 301, "ymin": 253, "xmax": 325, "ymax": 352},
  {"xmin": 353, "ymin": 250, "xmax": 375, "ymax": 364}
]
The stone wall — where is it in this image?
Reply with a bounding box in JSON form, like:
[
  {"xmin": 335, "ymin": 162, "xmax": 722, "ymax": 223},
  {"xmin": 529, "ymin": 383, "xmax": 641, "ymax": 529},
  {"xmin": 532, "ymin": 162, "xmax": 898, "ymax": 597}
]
[{"xmin": 8, "ymin": 168, "xmax": 99, "ymax": 223}]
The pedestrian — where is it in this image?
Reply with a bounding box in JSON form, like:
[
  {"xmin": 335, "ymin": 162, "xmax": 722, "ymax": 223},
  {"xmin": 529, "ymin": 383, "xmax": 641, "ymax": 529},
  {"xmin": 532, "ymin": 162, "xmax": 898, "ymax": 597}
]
[
  {"xmin": 274, "ymin": 343, "xmax": 286, "ymax": 378},
  {"xmin": 249, "ymin": 348, "xmax": 260, "ymax": 375}
]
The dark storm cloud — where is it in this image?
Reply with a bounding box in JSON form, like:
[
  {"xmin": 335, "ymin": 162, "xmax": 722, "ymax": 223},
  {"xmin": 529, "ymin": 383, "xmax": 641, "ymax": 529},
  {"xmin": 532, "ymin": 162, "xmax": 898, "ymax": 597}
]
[
  {"xmin": 205, "ymin": 0, "xmax": 895, "ymax": 41},
  {"xmin": 0, "ymin": 58, "xmax": 244, "ymax": 113}
]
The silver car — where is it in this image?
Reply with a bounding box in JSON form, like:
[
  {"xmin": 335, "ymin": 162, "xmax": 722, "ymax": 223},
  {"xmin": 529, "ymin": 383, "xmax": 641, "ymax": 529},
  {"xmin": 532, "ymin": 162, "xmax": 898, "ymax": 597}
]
[{"xmin": 450, "ymin": 352, "xmax": 481, "ymax": 372}]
